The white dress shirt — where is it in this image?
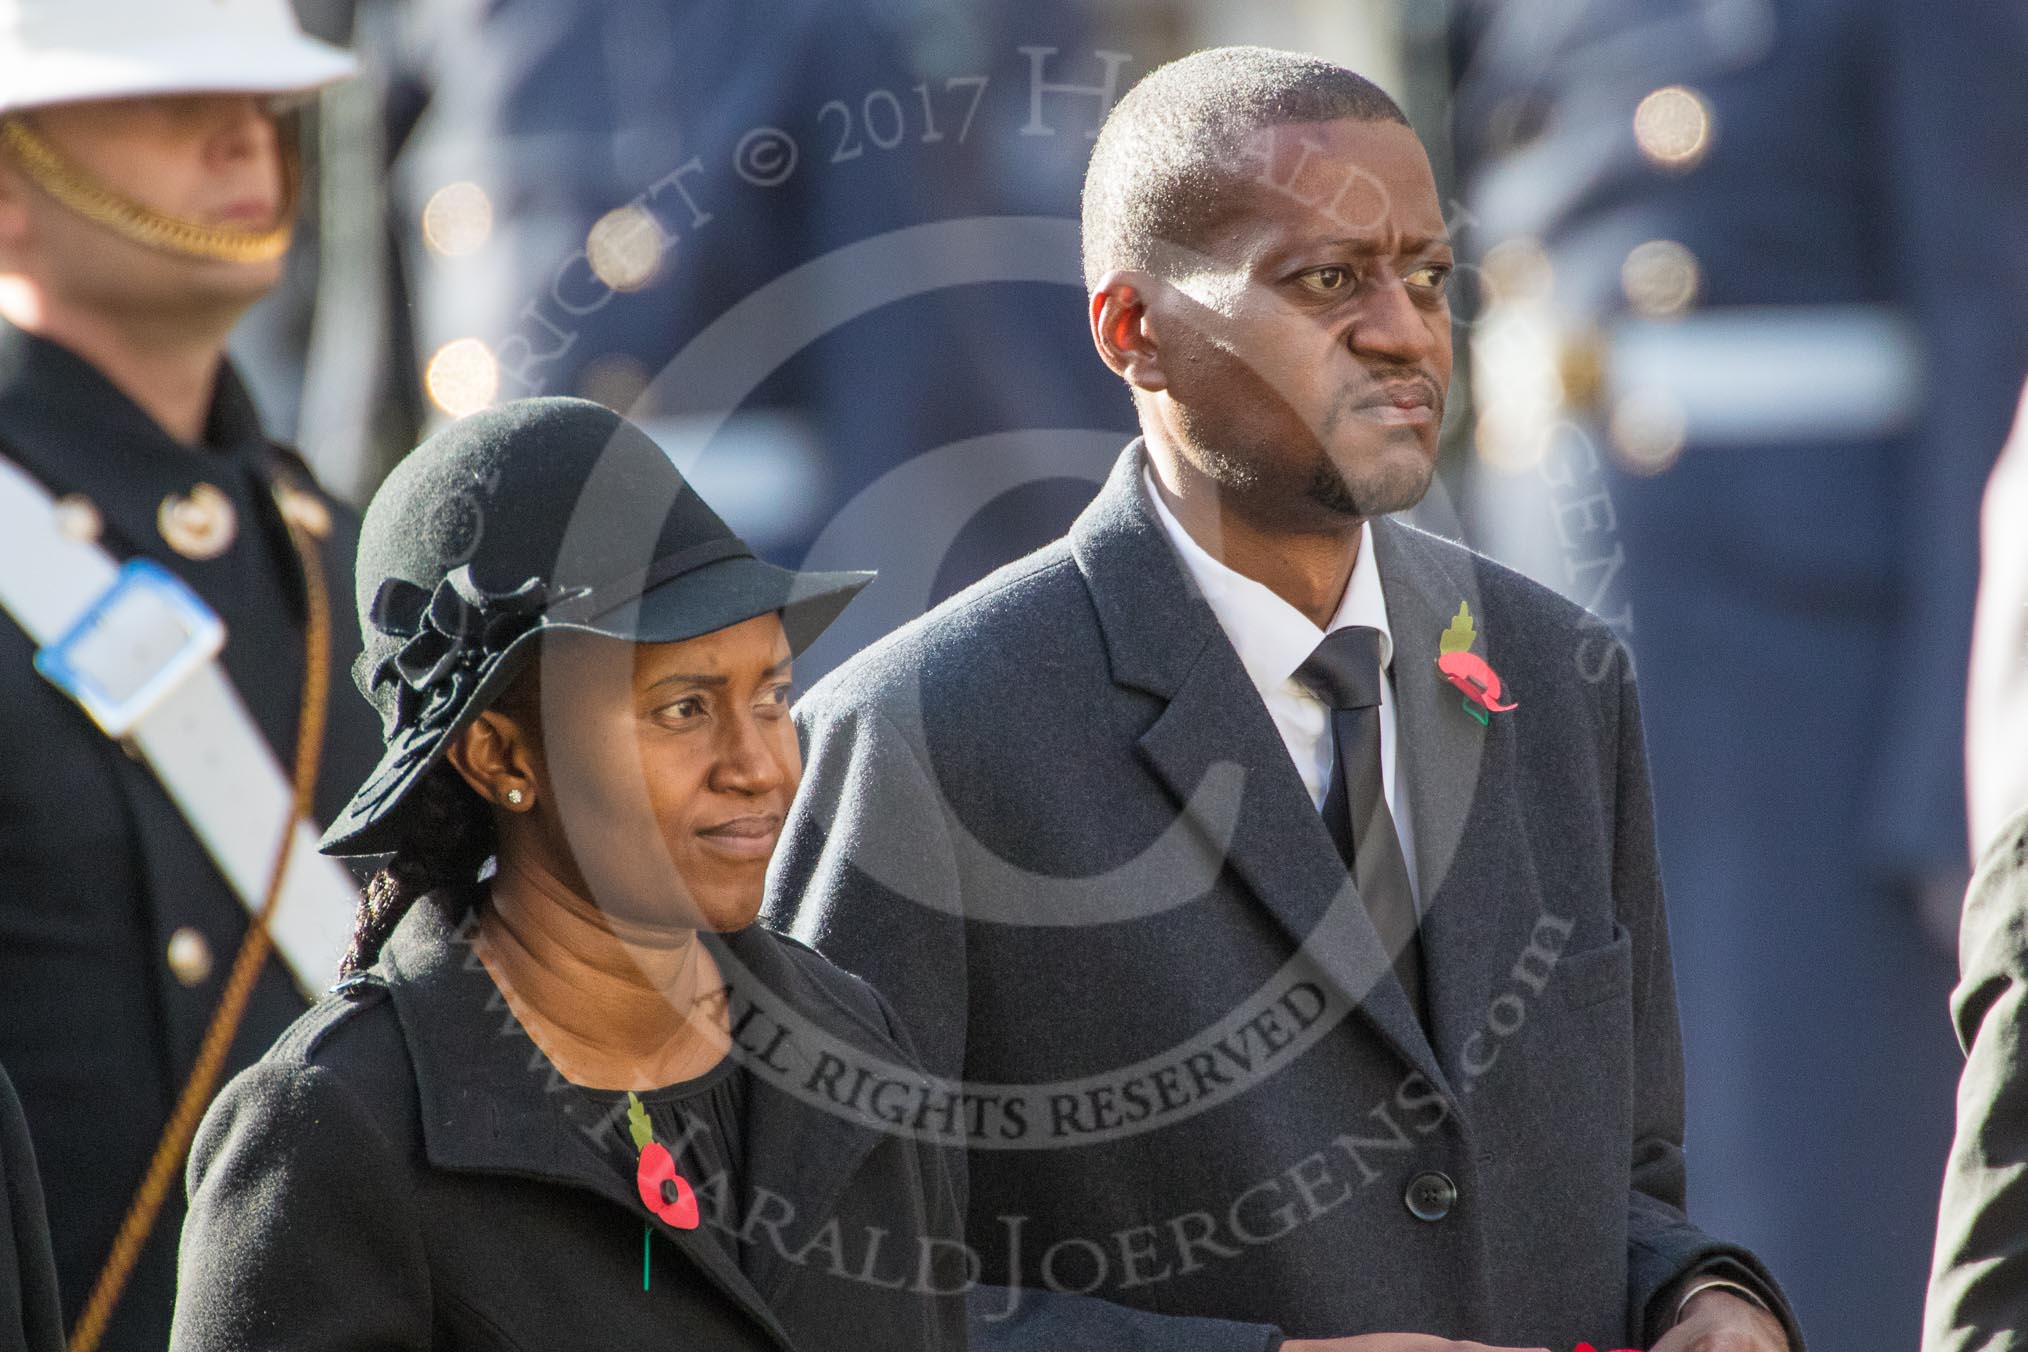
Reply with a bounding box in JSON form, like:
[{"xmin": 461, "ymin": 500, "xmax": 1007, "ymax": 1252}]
[{"xmin": 1143, "ymin": 467, "xmax": 1421, "ymax": 906}]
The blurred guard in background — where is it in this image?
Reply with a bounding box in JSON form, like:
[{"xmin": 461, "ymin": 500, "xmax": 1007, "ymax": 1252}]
[
  {"xmin": 0, "ymin": 1, "xmax": 381, "ymax": 1348},
  {"xmin": 1450, "ymin": 2, "xmax": 2028, "ymax": 1349},
  {"xmin": 1924, "ymin": 381, "xmax": 2028, "ymax": 1350},
  {"xmin": 288, "ymin": 0, "xmax": 1137, "ymax": 679},
  {"xmin": 1962, "ymin": 382, "xmax": 2028, "ymax": 863}
]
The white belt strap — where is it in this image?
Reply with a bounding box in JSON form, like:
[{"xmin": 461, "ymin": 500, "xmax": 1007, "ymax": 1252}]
[{"xmin": 0, "ymin": 455, "xmax": 359, "ymax": 997}]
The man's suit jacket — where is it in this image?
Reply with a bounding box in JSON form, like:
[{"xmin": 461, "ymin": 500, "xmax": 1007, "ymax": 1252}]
[{"xmin": 766, "ymin": 443, "xmax": 1796, "ymax": 1351}]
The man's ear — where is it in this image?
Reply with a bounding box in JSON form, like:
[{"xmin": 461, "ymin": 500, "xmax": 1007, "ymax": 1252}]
[
  {"xmin": 1089, "ymin": 269, "xmax": 1169, "ymax": 394},
  {"xmin": 444, "ymin": 709, "xmax": 540, "ymax": 811}
]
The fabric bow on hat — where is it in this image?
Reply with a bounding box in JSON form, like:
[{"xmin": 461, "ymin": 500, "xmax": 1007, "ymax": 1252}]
[
  {"xmin": 366, "ymin": 566, "xmax": 583, "ymax": 736},
  {"xmin": 319, "ymin": 396, "xmax": 874, "ymax": 858},
  {"xmin": 343, "ymin": 567, "xmax": 586, "ymax": 818}
]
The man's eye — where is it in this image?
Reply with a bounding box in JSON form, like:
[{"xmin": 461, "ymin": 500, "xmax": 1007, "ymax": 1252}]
[
  {"xmin": 758, "ymin": 682, "xmax": 794, "ymax": 710},
  {"xmin": 1297, "ymin": 266, "xmax": 1353, "ymax": 295},
  {"xmin": 660, "ymin": 697, "xmax": 706, "ymax": 720},
  {"xmin": 1406, "ymin": 264, "xmax": 1452, "ymax": 293}
]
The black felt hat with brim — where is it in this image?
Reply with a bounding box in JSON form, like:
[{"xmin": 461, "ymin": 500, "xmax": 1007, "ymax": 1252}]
[{"xmin": 318, "ymin": 397, "xmax": 872, "ymax": 857}]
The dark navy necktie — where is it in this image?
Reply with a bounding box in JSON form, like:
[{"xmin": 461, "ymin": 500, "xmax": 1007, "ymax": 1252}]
[{"xmin": 1296, "ymin": 626, "xmax": 1427, "ymax": 1029}]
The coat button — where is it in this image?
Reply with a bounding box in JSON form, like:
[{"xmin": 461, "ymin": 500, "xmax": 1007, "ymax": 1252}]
[
  {"xmin": 1404, "ymin": 1171, "xmax": 1456, "ymax": 1222},
  {"xmin": 51, "ymin": 493, "xmax": 103, "ymax": 544},
  {"xmin": 166, "ymin": 927, "xmax": 215, "ymax": 987}
]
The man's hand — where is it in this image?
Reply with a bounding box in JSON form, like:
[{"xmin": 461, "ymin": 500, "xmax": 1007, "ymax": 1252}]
[
  {"xmin": 1649, "ymin": 1290, "xmax": 1789, "ymax": 1352},
  {"xmin": 1281, "ymin": 1339, "xmax": 1549, "ymax": 1352}
]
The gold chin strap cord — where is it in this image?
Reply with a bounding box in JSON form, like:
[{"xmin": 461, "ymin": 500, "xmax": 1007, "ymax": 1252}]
[{"xmin": 0, "ymin": 116, "xmax": 294, "ymax": 265}]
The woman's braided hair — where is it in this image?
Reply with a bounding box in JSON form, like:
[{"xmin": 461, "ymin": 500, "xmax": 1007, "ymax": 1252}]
[{"xmin": 340, "ymin": 764, "xmax": 497, "ymax": 975}]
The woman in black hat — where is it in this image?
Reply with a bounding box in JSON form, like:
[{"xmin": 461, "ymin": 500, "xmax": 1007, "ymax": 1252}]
[{"xmin": 170, "ymin": 398, "xmax": 965, "ymax": 1352}]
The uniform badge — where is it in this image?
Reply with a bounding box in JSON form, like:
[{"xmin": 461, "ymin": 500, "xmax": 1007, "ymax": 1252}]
[
  {"xmin": 157, "ymin": 482, "xmax": 236, "ymax": 560},
  {"xmin": 51, "ymin": 492, "xmax": 103, "ymax": 544},
  {"xmin": 273, "ymin": 480, "xmax": 332, "ymax": 540},
  {"xmin": 1437, "ymin": 600, "xmax": 1517, "ymax": 726},
  {"xmin": 164, "ymin": 925, "xmax": 215, "ymax": 988}
]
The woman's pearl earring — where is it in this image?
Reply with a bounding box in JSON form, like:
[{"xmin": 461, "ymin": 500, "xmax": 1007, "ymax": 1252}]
[{"xmin": 505, "ymin": 788, "xmax": 526, "ymax": 806}]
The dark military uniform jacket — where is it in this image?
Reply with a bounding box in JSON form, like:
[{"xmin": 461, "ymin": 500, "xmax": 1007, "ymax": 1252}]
[
  {"xmin": 0, "ymin": 321, "xmax": 381, "ymax": 1352},
  {"xmin": 1, "ymin": 1062, "xmax": 61, "ymax": 1352}
]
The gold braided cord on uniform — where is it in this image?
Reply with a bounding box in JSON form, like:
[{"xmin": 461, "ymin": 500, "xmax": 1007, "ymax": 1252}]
[
  {"xmin": 0, "ymin": 116, "xmax": 294, "ymax": 264},
  {"xmin": 66, "ymin": 491, "xmax": 332, "ymax": 1352}
]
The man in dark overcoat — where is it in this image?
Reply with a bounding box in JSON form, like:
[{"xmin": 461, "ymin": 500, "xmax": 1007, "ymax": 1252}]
[{"xmin": 768, "ymin": 46, "xmax": 1798, "ymax": 1352}]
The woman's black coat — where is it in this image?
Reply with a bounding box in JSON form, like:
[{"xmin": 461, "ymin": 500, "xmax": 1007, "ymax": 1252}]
[{"xmin": 169, "ymin": 891, "xmax": 966, "ymax": 1352}]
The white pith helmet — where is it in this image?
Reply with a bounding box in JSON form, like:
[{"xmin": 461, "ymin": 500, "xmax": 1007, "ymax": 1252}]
[{"xmin": 0, "ymin": 0, "xmax": 354, "ymax": 116}]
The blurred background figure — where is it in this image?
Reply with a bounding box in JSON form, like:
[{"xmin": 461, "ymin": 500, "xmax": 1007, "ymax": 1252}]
[
  {"xmin": 275, "ymin": 0, "xmax": 1137, "ymax": 685},
  {"xmin": 1924, "ymin": 379, "xmax": 2028, "ymax": 1352},
  {"xmin": 1450, "ymin": 2, "xmax": 2028, "ymax": 1350},
  {"xmin": 0, "ymin": 2, "xmax": 379, "ymax": 1349},
  {"xmin": 1965, "ymin": 382, "xmax": 2028, "ymax": 859},
  {"xmin": 262, "ymin": 0, "xmax": 1457, "ymax": 684}
]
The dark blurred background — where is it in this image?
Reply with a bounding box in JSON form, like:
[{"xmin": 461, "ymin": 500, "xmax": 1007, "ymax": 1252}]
[{"xmin": 242, "ymin": 4, "xmax": 2028, "ymax": 1349}]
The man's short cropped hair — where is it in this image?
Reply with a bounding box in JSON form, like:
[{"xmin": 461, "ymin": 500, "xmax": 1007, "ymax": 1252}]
[{"xmin": 1081, "ymin": 46, "xmax": 1409, "ymax": 288}]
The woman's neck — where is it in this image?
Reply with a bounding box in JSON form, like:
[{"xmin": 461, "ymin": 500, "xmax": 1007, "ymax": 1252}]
[{"xmin": 474, "ymin": 852, "xmax": 730, "ymax": 1090}]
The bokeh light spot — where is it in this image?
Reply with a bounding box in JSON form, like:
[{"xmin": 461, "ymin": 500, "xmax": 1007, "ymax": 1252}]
[
  {"xmin": 577, "ymin": 353, "xmax": 652, "ymax": 411},
  {"xmin": 1481, "ymin": 236, "xmax": 1554, "ymax": 306},
  {"xmin": 425, "ymin": 337, "xmax": 499, "ymax": 417},
  {"xmin": 1622, "ymin": 239, "xmax": 1701, "ymax": 318},
  {"xmin": 587, "ymin": 205, "xmax": 662, "ymax": 292},
  {"xmin": 1610, "ymin": 388, "xmax": 1689, "ymax": 473},
  {"xmin": 1634, "ymin": 86, "xmax": 1713, "ymax": 170},
  {"xmin": 421, "ymin": 181, "xmax": 493, "ymax": 257}
]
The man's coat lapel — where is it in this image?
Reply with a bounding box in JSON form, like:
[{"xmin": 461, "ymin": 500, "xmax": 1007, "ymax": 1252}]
[
  {"xmin": 1067, "ymin": 444, "xmax": 1448, "ymax": 1095},
  {"xmin": 1373, "ymin": 518, "xmax": 1546, "ymax": 1096}
]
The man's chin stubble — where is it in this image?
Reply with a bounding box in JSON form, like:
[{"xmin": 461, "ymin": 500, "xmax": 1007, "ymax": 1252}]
[{"xmin": 1304, "ymin": 453, "xmax": 1434, "ymax": 519}]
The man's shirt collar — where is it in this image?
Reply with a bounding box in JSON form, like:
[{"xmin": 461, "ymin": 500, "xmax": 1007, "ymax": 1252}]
[{"xmin": 1141, "ymin": 462, "xmax": 1394, "ymax": 698}]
